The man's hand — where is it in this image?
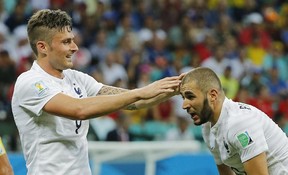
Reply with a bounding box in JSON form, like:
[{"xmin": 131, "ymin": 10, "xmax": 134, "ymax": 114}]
[{"xmin": 137, "ymin": 76, "xmax": 181, "ymax": 99}]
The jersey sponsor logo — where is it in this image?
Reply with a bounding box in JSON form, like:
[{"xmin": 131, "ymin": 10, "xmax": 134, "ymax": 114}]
[
  {"xmin": 236, "ymin": 131, "xmax": 253, "ymax": 148},
  {"xmin": 33, "ymin": 81, "xmax": 49, "ymax": 96}
]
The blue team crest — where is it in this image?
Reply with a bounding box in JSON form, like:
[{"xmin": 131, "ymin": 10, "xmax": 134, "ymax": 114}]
[{"xmin": 33, "ymin": 80, "xmax": 49, "ymax": 96}]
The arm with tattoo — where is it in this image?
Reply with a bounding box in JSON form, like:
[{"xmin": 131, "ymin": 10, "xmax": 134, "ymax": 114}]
[
  {"xmin": 97, "ymin": 85, "xmax": 138, "ymax": 110},
  {"xmin": 97, "ymin": 85, "xmax": 178, "ymax": 110},
  {"xmin": 97, "ymin": 85, "xmax": 128, "ymax": 95}
]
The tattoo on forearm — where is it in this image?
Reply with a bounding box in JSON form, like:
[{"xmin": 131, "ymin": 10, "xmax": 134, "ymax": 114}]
[
  {"xmin": 98, "ymin": 86, "xmax": 138, "ymax": 110},
  {"xmin": 98, "ymin": 86, "xmax": 128, "ymax": 95}
]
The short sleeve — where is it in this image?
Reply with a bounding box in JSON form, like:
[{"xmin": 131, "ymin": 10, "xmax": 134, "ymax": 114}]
[
  {"xmin": 228, "ymin": 110, "xmax": 268, "ymax": 162},
  {"xmin": 81, "ymin": 73, "xmax": 103, "ymax": 96},
  {"xmin": 15, "ymin": 76, "xmax": 61, "ymax": 116}
]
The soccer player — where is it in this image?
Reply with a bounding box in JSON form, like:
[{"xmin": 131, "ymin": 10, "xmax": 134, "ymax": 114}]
[
  {"xmin": 11, "ymin": 9, "xmax": 181, "ymax": 175},
  {"xmin": 180, "ymin": 67, "xmax": 288, "ymax": 175},
  {"xmin": 0, "ymin": 137, "xmax": 14, "ymax": 175}
]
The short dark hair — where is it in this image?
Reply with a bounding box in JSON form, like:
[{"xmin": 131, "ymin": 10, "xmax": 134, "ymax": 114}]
[
  {"xmin": 182, "ymin": 67, "xmax": 223, "ymax": 93},
  {"xmin": 27, "ymin": 9, "xmax": 72, "ymax": 55}
]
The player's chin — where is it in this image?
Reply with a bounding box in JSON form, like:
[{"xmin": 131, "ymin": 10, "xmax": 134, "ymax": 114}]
[
  {"xmin": 193, "ymin": 120, "xmax": 202, "ymax": 126},
  {"xmin": 191, "ymin": 117, "xmax": 202, "ymax": 126},
  {"xmin": 64, "ymin": 60, "xmax": 74, "ymax": 69}
]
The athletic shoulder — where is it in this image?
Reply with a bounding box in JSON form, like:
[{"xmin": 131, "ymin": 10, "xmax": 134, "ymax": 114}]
[
  {"xmin": 224, "ymin": 99, "xmax": 265, "ymax": 144},
  {"xmin": 63, "ymin": 69, "xmax": 92, "ymax": 80},
  {"xmin": 226, "ymin": 99, "xmax": 257, "ymax": 121},
  {"xmin": 15, "ymin": 69, "xmax": 44, "ymax": 86}
]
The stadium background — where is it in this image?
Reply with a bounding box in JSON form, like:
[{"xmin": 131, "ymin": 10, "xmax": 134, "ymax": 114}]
[{"xmin": 1, "ymin": 0, "xmax": 288, "ymax": 174}]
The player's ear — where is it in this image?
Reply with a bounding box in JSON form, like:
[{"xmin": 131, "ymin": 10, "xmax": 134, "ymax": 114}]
[
  {"xmin": 36, "ymin": 41, "xmax": 48, "ymax": 54},
  {"xmin": 208, "ymin": 88, "xmax": 218, "ymax": 103}
]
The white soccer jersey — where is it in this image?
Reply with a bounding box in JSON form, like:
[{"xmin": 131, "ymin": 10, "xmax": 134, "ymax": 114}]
[
  {"xmin": 202, "ymin": 98, "xmax": 288, "ymax": 175},
  {"xmin": 12, "ymin": 61, "xmax": 103, "ymax": 175}
]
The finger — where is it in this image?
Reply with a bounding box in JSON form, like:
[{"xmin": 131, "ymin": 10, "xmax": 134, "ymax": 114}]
[
  {"xmin": 178, "ymin": 73, "xmax": 186, "ymax": 80},
  {"xmin": 160, "ymin": 76, "xmax": 181, "ymax": 81},
  {"xmin": 159, "ymin": 82, "xmax": 181, "ymax": 89},
  {"xmin": 159, "ymin": 88, "xmax": 175, "ymax": 93}
]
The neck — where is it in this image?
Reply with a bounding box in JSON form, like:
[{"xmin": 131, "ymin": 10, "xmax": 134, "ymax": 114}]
[
  {"xmin": 37, "ymin": 59, "xmax": 64, "ymax": 79},
  {"xmin": 210, "ymin": 94, "xmax": 225, "ymax": 126}
]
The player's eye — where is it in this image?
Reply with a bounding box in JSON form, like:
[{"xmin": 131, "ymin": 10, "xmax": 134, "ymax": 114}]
[
  {"xmin": 185, "ymin": 95, "xmax": 194, "ymax": 100},
  {"xmin": 63, "ymin": 39, "xmax": 72, "ymax": 44}
]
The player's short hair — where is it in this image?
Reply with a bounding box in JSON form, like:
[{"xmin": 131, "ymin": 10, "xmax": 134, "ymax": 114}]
[
  {"xmin": 27, "ymin": 9, "xmax": 72, "ymax": 55},
  {"xmin": 182, "ymin": 67, "xmax": 223, "ymax": 93}
]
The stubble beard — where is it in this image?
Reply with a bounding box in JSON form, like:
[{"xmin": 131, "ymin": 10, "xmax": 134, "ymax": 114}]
[{"xmin": 194, "ymin": 97, "xmax": 213, "ymax": 126}]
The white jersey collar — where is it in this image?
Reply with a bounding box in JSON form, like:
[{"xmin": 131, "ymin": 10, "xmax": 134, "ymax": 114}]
[{"xmin": 31, "ymin": 61, "xmax": 65, "ymax": 82}]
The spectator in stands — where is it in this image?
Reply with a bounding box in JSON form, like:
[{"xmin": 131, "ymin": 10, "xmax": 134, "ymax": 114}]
[
  {"xmin": 126, "ymin": 52, "xmax": 144, "ymax": 88},
  {"xmin": 0, "ymin": 0, "xmax": 8, "ymax": 22},
  {"xmin": 265, "ymin": 66, "xmax": 288, "ymax": 97},
  {"xmin": 4, "ymin": 1, "xmax": 30, "ymax": 33},
  {"xmin": 262, "ymin": 41, "xmax": 288, "ymax": 82},
  {"xmin": 0, "ymin": 49, "xmax": 16, "ymax": 119},
  {"xmin": 106, "ymin": 113, "xmax": 134, "ymax": 142},
  {"xmin": 241, "ymin": 67, "xmax": 266, "ymax": 97},
  {"xmin": 219, "ymin": 65, "xmax": 239, "ymax": 99},
  {"xmin": 229, "ymin": 47, "xmax": 253, "ymax": 81},
  {"xmin": 201, "ymin": 45, "xmax": 230, "ymax": 76},
  {"xmin": 238, "ymin": 12, "xmax": 271, "ymax": 49},
  {"xmin": 99, "ymin": 51, "xmax": 128, "ymax": 87},
  {"xmin": 234, "ymin": 85, "xmax": 252, "ymax": 103},
  {"xmin": 89, "ymin": 29, "xmax": 111, "ymax": 65},
  {"xmin": 222, "ymin": 35, "xmax": 239, "ymax": 60},
  {"xmin": 245, "ymin": 34, "xmax": 267, "ymax": 68},
  {"xmin": 165, "ymin": 116, "xmax": 194, "ymax": 141},
  {"xmin": 151, "ymin": 98, "xmax": 175, "ymax": 123},
  {"xmin": 0, "ymin": 22, "xmax": 13, "ymax": 57},
  {"xmin": 101, "ymin": 10, "xmax": 120, "ymax": 49},
  {"xmin": 193, "ymin": 33, "xmax": 215, "ymax": 63},
  {"xmin": 116, "ymin": 32, "xmax": 140, "ymax": 70},
  {"xmin": 247, "ymin": 85, "xmax": 276, "ymax": 119},
  {"xmin": 11, "ymin": 25, "xmax": 33, "ymax": 64},
  {"xmin": 277, "ymin": 96, "xmax": 288, "ymax": 127},
  {"xmin": 0, "ymin": 50, "xmax": 16, "ymax": 85}
]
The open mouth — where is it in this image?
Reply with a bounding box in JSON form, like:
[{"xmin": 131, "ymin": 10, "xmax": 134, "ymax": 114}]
[{"xmin": 190, "ymin": 113, "xmax": 199, "ymax": 120}]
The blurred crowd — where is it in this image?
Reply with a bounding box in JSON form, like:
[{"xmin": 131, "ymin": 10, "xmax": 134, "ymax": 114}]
[{"xmin": 1, "ymin": 0, "xmax": 288, "ymax": 151}]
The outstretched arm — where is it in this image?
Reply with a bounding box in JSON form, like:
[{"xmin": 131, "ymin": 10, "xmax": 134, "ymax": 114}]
[
  {"xmin": 43, "ymin": 76, "xmax": 180, "ymax": 120},
  {"xmin": 97, "ymin": 76, "xmax": 181, "ymax": 110}
]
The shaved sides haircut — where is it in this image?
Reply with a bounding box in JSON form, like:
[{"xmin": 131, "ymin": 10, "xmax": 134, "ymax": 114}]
[
  {"xmin": 27, "ymin": 9, "xmax": 72, "ymax": 56},
  {"xmin": 182, "ymin": 67, "xmax": 223, "ymax": 93}
]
